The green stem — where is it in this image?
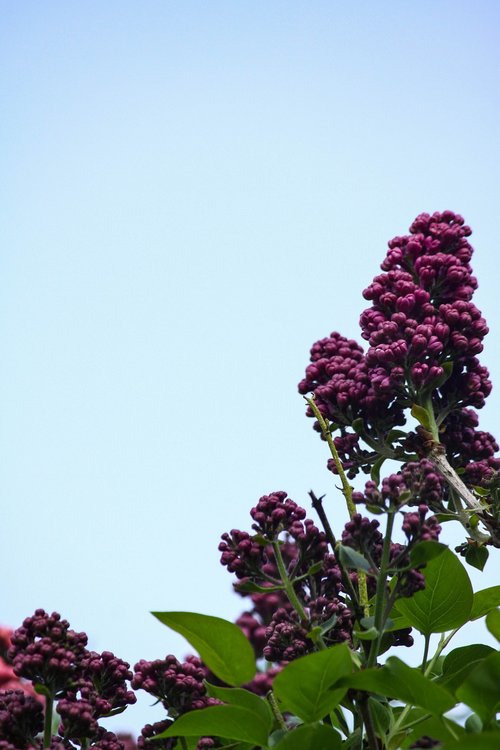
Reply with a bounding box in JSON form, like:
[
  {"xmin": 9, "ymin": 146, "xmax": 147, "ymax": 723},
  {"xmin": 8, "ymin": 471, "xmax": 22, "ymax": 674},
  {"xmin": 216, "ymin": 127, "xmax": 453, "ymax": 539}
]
[
  {"xmin": 43, "ymin": 694, "xmax": 53, "ymax": 748},
  {"xmin": 272, "ymin": 541, "xmax": 308, "ymax": 622},
  {"xmin": 367, "ymin": 510, "xmax": 396, "ymax": 668},
  {"xmin": 306, "ymin": 397, "xmax": 356, "ymax": 516},
  {"xmin": 358, "ymin": 696, "xmax": 380, "ymax": 750},
  {"xmin": 306, "ymin": 397, "xmax": 370, "ymax": 616},
  {"xmin": 421, "ymin": 634, "xmax": 431, "ymax": 673},
  {"xmin": 267, "ymin": 690, "xmax": 288, "ymax": 732}
]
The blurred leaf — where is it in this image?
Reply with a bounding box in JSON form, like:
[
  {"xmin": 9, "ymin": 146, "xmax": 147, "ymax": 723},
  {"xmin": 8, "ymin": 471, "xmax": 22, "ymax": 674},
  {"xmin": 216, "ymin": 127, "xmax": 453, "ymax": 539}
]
[
  {"xmin": 153, "ymin": 612, "xmax": 255, "ymax": 685},
  {"xmin": 353, "ymin": 626, "xmax": 379, "ymax": 641},
  {"xmin": 394, "ymin": 707, "xmax": 465, "ymax": 748},
  {"xmin": 368, "ymin": 697, "xmax": 392, "ymax": 737},
  {"xmin": 409, "ymin": 541, "xmax": 447, "ymax": 566},
  {"xmin": 273, "ymin": 644, "xmax": 352, "ymax": 723},
  {"xmin": 370, "ymin": 455, "xmax": 386, "ymax": 485},
  {"xmin": 235, "ymin": 581, "xmax": 284, "ymax": 594},
  {"xmin": 272, "ymin": 723, "xmax": 342, "ymax": 750},
  {"xmin": 456, "ymin": 651, "xmax": 500, "ymax": 723},
  {"xmin": 470, "ymin": 586, "xmax": 500, "ymax": 620},
  {"xmin": 338, "ymin": 657, "xmax": 455, "ymax": 715},
  {"xmin": 439, "ymin": 645, "xmax": 495, "ymax": 692},
  {"xmin": 465, "ymin": 544, "xmax": 489, "ymax": 571},
  {"xmin": 485, "ymin": 608, "xmax": 500, "ymax": 641},
  {"xmin": 442, "ymin": 732, "xmax": 500, "ymax": 749},
  {"xmin": 411, "ymin": 403, "xmax": 432, "ymax": 430},
  {"xmin": 337, "ymin": 545, "xmax": 372, "ymax": 572},
  {"xmin": 396, "ymin": 548, "xmax": 473, "ymax": 635},
  {"xmin": 205, "ymin": 684, "xmax": 273, "ymax": 730},
  {"xmin": 157, "ymin": 705, "xmax": 270, "ymax": 747}
]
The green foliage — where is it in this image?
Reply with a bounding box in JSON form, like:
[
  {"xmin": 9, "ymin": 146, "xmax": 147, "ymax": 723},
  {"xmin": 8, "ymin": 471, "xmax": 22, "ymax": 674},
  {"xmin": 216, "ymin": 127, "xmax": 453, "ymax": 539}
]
[
  {"xmin": 156, "ymin": 705, "xmax": 271, "ymax": 747},
  {"xmin": 272, "ymin": 723, "xmax": 342, "ymax": 749},
  {"xmin": 272, "ymin": 644, "xmax": 352, "ymax": 722},
  {"xmin": 395, "ymin": 548, "xmax": 473, "ymax": 634},
  {"xmin": 152, "ymin": 611, "xmax": 256, "ymax": 685}
]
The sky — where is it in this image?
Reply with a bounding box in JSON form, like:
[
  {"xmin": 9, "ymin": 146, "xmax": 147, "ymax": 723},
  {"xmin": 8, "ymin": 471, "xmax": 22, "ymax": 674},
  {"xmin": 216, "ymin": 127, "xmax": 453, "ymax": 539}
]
[{"xmin": 1, "ymin": 0, "xmax": 500, "ymax": 734}]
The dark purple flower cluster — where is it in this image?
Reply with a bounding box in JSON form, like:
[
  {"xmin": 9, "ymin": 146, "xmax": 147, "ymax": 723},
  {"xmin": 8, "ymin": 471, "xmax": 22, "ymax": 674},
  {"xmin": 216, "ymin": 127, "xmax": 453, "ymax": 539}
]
[
  {"xmin": 2, "ymin": 610, "xmax": 136, "ymax": 749},
  {"xmin": 132, "ymin": 655, "xmax": 217, "ymax": 718},
  {"xmin": 218, "ymin": 530, "xmax": 266, "ymax": 580},
  {"xmin": 8, "ymin": 610, "xmax": 88, "ymax": 695},
  {"xmin": 0, "ymin": 689, "xmax": 43, "ymax": 749},
  {"xmin": 299, "ymin": 211, "xmax": 499, "ymax": 482},
  {"xmin": 353, "ymin": 459, "xmax": 448, "ymax": 515},
  {"xmin": 263, "ymin": 609, "xmax": 311, "ymax": 662},
  {"xmin": 221, "ymin": 493, "xmax": 357, "ymax": 664},
  {"xmin": 360, "ymin": 211, "xmax": 489, "ymax": 405}
]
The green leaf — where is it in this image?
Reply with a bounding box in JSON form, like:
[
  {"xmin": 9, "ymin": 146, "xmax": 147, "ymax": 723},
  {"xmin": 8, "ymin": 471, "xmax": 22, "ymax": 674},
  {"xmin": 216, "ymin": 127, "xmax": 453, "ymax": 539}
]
[
  {"xmin": 440, "ymin": 645, "xmax": 495, "ymax": 692},
  {"xmin": 153, "ymin": 612, "xmax": 255, "ymax": 685},
  {"xmin": 396, "ymin": 548, "xmax": 473, "ymax": 635},
  {"xmin": 273, "ymin": 723, "xmax": 342, "ymax": 750},
  {"xmin": 204, "ymin": 684, "xmax": 273, "ymax": 730},
  {"xmin": 411, "ymin": 403, "xmax": 432, "ymax": 430},
  {"xmin": 394, "ymin": 708, "xmax": 465, "ymax": 748},
  {"xmin": 337, "ymin": 545, "xmax": 372, "ymax": 572},
  {"xmin": 442, "ymin": 732, "xmax": 500, "ymax": 749},
  {"xmin": 465, "ymin": 544, "xmax": 489, "ymax": 571},
  {"xmin": 368, "ymin": 697, "xmax": 392, "ymax": 737},
  {"xmin": 235, "ymin": 581, "xmax": 284, "ymax": 593},
  {"xmin": 456, "ymin": 651, "xmax": 500, "ymax": 723},
  {"xmin": 486, "ymin": 608, "xmax": 500, "ymax": 640},
  {"xmin": 370, "ymin": 455, "xmax": 386, "ymax": 485},
  {"xmin": 273, "ymin": 643, "xmax": 352, "ymax": 723},
  {"xmin": 470, "ymin": 586, "xmax": 500, "ymax": 620},
  {"xmin": 353, "ymin": 626, "xmax": 379, "ymax": 641},
  {"xmin": 338, "ymin": 657, "xmax": 455, "ymax": 716},
  {"xmin": 157, "ymin": 705, "xmax": 270, "ymax": 747},
  {"xmin": 409, "ymin": 541, "xmax": 447, "ymax": 566}
]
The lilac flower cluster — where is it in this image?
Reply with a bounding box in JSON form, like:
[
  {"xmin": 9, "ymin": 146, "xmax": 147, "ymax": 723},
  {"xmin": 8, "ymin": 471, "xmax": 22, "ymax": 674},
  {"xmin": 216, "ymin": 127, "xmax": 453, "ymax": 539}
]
[
  {"xmin": 299, "ymin": 211, "xmax": 499, "ymax": 486},
  {"xmin": 1, "ymin": 610, "xmax": 136, "ymax": 749},
  {"xmin": 353, "ymin": 458, "xmax": 448, "ymax": 515},
  {"xmin": 132, "ymin": 654, "xmax": 217, "ymax": 718},
  {"xmin": 221, "ymin": 492, "xmax": 356, "ymax": 664},
  {"xmin": 8, "ymin": 610, "xmax": 88, "ymax": 695},
  {"xmin": 0, "ymin": 689, "xmax": 43, "ymax": 749},
  {"xmin": 360, "ymin": 211, "xmax": 489, "ymax": 404}
]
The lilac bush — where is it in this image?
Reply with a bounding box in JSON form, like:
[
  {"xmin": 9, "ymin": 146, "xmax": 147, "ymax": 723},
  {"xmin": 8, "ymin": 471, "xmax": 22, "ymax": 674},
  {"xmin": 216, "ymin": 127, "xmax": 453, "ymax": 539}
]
[{"xmin": 2, "ymin": 211, "xmax": 500, "ymax": 750}]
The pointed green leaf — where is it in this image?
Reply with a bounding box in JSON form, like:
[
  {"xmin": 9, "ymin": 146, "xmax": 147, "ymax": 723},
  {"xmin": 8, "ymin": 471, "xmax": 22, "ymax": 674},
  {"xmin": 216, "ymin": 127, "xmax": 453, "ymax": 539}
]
[
  {"xmin": 396, "ymin": 548, "xmax": 473, "ymax": 635},
  {"xmin": 153, "ymin": 612, "xmax": 255, "ymax": 685},
  {"xmin": 273, "ymin": 644, "xmax": 352, "ymax": 723},
  {"xmin": 411, "ymin": 403, "xmax": 432, "ymax": 430},
  {"xmin": 204, "ymin": 684, "xmax": 273, "ymax": 730},
  {"xmin": 338, "ymin": 657, "xmax": 455, "ymax": 715},
  {"xmin": 337, "ymin": 545, "xmax": 372, "ymax": 572},
  {"xmin": 470, "ymin": 586, "xmax": 500, "ymax": 620},
  {"xmin": 440, "ymin": 645, "xmax": 495, "ymax": 692},
  {"xmin": 486, "ymin": 608, "xmax": 500, "ymax": 641},
  {"xmin": 409, "ymin": 541, "xmax": 447, "ymax": 566},
  {"xmin": 465, "ymin": 544, "xmax": 489, "ymax": 571},
  {"xmin": 456, "ymin": 651, "xmax": 500, "ymax": 723},
  {"xmin": 273, "ymin": 723, "xmax": 342, "ymax": 750},
  {"xmin": 157, "ymin": 705, "xmax": 269, "ymax": 747},
  {"xmin": 370, "ymin": 455, "xmax": 386, "ymax": 486}
]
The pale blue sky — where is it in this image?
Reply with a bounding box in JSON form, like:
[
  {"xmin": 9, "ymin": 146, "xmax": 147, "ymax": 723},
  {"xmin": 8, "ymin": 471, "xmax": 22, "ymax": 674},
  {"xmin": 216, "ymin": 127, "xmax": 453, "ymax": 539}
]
[{"xmin": 2, "ymin": 0, "xmax": 500, "ymax": 733}]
